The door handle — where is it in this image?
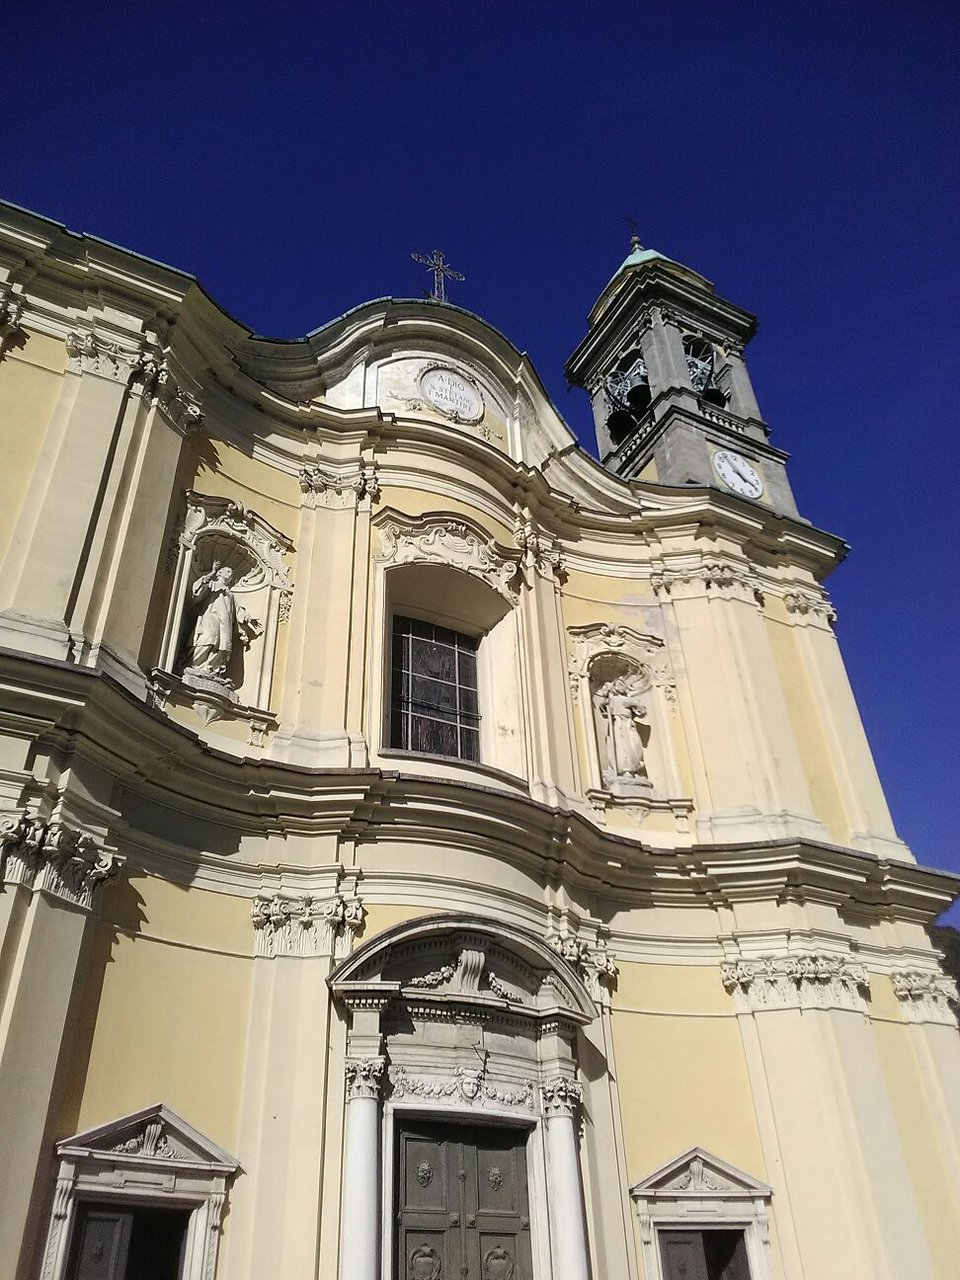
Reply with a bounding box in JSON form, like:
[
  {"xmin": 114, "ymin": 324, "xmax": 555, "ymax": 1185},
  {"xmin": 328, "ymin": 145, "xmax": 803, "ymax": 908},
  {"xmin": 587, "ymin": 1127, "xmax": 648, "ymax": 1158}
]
[
  {"xmin": 466, "ymin": 1215, "xmax": 476, "ymax": 1227},
  {"xmin": 449, "ymin": 1213, "xmax": 460, "ymax": 1226}
]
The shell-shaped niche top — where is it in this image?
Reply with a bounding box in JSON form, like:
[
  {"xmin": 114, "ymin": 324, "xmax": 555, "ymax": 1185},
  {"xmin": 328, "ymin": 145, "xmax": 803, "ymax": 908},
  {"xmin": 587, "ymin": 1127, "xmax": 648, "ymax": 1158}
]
[{"xmin": 375, "ymin": 356, "xmax": 510, "ymax": 449}]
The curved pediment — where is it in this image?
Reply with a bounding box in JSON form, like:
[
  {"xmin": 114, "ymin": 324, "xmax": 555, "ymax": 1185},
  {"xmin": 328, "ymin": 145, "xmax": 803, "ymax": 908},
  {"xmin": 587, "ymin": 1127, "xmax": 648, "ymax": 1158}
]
[{"xmin": 330, "ymin": 912, "xmax": 597, "ymax": 1025}]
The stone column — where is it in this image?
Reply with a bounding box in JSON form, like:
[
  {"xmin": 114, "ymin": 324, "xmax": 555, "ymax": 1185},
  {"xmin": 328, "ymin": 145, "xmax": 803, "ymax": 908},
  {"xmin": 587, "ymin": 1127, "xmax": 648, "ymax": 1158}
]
[
  {"xmin": 542, "ymin": 1077, "xmax": 590, "ymax": 1280},
  {"xmin": 637, "ymin": 309, "xmax": 692, "ymax": 399},
  {"xmin": 340, "ymin": 1057, "xmax": 385, "ymax": 1280}
]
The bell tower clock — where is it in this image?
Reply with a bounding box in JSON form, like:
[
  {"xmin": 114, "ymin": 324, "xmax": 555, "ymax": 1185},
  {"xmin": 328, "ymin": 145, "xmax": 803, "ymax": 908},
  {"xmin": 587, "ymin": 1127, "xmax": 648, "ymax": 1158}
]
[{"xmin": 566, "ymin": 236, "xmax": 800, "ymax": 517}]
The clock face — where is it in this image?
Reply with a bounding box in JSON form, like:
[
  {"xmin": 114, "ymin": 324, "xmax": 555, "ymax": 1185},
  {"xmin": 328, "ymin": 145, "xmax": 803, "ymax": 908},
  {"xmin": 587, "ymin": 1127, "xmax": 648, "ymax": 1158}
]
[{"xmin": 713, "ymin": 450, "xmax": 763, "ymax": 499}]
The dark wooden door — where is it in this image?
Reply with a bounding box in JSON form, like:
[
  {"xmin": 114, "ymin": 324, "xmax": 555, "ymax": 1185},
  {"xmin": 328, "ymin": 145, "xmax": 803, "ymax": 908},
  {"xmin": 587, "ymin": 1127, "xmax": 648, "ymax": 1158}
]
[
  {"xmin": 659, "ymin": 1229, "xmax": 750, "ymax": 1280},
  {"xmin": 67, "ymin": 1203, "xmax": 189, "ymax": 1280},
  {"xmin": 397, "ymin": 1120, "xmax": 533, "ymax": 1280}
]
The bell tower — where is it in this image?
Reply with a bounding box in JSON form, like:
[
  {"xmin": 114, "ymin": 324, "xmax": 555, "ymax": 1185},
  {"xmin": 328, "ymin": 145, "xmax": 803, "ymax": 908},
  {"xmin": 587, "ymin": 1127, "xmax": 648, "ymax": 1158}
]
[{"xmin": 566, "ymin": 237, "xmax": 800, "ymax": 517}]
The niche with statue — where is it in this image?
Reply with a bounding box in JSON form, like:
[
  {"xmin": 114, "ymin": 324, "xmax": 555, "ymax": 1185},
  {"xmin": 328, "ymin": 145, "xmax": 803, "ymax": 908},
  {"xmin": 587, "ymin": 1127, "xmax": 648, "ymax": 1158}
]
[
  {"xmin": 153, "ymin": 493, "xmax": 293, "ymax": 735},
  {"xmin": 568, "ymin": 623, "xmax": 689, "ymax": 818}
]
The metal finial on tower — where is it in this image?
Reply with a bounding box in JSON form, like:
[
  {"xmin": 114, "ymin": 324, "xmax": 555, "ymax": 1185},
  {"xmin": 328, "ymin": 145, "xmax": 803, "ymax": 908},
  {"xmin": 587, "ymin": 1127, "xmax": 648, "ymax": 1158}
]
[
  {"xmin": 624, "ymin": 215, "xmax": 643, "ymax": 252},
  {"xmin": 412, "ymin": 249, "xmax": 464, "ymax": 303}
]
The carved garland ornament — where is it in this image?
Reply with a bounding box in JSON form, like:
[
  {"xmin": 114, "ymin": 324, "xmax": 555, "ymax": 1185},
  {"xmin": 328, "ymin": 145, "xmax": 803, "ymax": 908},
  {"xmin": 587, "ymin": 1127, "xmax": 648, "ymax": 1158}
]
[
  {"xmin": 0, "ymin": 811, "xmax": 118, "ymax": 911},
  {"xmin": 390, "ymin": 1065, "xmax": 536, "ymax": 1110},
  {"xmin": 376, "ymin": 515, "xmax": 520, "ymax": 604},
  {"xmin": 721, "ymin": 954, "xmax": 869, "ymax": 1011}
]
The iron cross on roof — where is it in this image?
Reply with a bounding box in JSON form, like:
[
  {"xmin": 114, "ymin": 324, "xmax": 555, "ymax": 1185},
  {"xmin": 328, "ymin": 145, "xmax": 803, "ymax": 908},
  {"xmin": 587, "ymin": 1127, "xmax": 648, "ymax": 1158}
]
[{"xmin": 411, "ymin": 248, "xmax": 464, "ymax": 303}]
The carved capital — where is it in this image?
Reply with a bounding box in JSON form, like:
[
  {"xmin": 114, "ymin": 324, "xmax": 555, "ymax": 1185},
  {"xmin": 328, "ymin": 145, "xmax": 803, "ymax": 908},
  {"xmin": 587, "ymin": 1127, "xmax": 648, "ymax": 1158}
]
[
  {"xmin": 299, "ymin": 461, "xmax": 379, "ymax": 508},
  {"xmin": 251, "ymin": 891, "xmax": 365, "ymax": 957},
  {"xmin": 783, "ymin": 589, "xmax": 837, "ymax": 625},
  {"xmin": 513, "ymin": 514, "xmax": 564, "ymax": 580},
  {"xmin": 65, "ymin": 330, "xmax": 143, "ymax": 382},
  {"xmin": 0, "ymin": 292, "xmax": 25, "ymax": 355},
  {"xmin": 0, "ymin": 811, "xmax": 119, "ymax": 910},
  {"xmin": 345, "ymin": 1056, "xmax": 386, "ymax": 1101},
  {"xmin": 890, "ymin": 970, "xmax": 958, "ymax": 1024},
  {"xmin": 546, "ymin": 930, "xmax": 618, "ymax": 994},
  {"xmin": 540, "ymin": 1076, "xmax": 583, "ymax": 1119},
  {"xmin": 143, "ymin": 363, "xmax": 204, "ymax": 432},
  {"xmin": 722, "ymin": 953, "xmax": 869, "ymax": 1012},
  {"xmin": 651, "ymin": 559, "xmax": 763, "ymax": 605}
]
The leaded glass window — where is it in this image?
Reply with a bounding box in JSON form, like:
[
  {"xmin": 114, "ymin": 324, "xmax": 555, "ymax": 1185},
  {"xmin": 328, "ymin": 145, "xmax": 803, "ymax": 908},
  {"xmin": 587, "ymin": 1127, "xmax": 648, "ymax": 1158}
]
[{"xmin": 390, "ymin": 617, "xmax": 480, "ymax": 762}]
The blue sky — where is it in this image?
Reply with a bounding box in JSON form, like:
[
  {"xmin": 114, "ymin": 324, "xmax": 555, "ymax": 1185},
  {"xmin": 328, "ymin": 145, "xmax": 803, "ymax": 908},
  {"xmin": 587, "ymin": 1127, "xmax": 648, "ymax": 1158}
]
[{"xmin": 5, "ymin": 2, "xmax": 959, "ymax": 914}]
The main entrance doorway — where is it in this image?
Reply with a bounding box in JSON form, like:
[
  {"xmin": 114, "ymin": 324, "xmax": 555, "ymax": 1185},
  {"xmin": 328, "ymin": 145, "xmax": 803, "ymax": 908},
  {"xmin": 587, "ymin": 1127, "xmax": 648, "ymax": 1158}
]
[{"xmin": 396, "ymin": 1120, "xmax": 533, "ymax": 1279}]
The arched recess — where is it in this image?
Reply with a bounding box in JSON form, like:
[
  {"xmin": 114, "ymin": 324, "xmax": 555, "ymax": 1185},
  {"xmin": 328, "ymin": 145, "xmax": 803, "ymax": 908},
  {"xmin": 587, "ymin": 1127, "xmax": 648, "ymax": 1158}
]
[
  {"xmin": 329, "ymin": 913, "xmax": 599, "ymax": 1280},
  {"xmin": 371, "ymin": 512, "xmax": 528, "ymax": 782}
]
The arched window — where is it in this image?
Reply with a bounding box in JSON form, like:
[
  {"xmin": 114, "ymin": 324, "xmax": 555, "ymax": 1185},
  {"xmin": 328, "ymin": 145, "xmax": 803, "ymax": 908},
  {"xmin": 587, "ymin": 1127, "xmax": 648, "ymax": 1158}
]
[
  {"xmin": 604, "ymin": 349, "xmax": 651, "ymax": 445},
  {"xmin": 373, "ymin": 515, "xmax": 528, "ymax": 782},
  {"xmin": 682, "ymin": 335, "xmax": 728, "ymax": 408}
]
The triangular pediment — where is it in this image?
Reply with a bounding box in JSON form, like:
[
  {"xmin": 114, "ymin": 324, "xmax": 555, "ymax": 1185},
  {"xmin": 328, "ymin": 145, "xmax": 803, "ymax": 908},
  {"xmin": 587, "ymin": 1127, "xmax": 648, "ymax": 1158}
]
[
  {"xmin": 57, "ymin": 1103, "xmax": 239, "ymax": 1173},
  {"xmin": 630, "ymin": 1147, "xmax": 770, "ymax": 1199}
]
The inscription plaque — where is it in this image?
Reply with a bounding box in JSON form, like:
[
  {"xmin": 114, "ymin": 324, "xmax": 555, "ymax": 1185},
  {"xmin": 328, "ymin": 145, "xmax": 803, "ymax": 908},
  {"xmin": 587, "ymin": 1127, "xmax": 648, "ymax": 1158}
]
[{"xmin": 419, "ymin": 365, "xmax": 484, "ymax": 424}]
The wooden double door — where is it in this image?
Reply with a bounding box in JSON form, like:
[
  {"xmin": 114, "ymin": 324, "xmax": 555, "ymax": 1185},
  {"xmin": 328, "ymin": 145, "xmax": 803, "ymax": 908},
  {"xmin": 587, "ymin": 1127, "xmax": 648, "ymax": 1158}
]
[{"xmin": 397, "ymin": 1120, "xmax": 533, "ymax": 1280}]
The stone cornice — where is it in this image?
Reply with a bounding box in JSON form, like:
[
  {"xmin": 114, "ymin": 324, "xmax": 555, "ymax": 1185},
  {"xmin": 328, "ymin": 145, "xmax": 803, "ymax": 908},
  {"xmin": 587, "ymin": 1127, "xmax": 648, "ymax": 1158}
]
[{"xmin": 0, "ymin": 651, "xmax": 956, "ymax": 923}]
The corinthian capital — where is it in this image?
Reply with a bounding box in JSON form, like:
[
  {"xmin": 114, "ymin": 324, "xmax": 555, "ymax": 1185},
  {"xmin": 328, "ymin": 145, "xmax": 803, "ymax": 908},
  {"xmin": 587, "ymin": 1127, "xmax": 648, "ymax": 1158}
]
[
  {"xmin": 345, "ymin": 1056, "xmax": 386, "ymax": 1101},
  {"xmin": 540, "ymin": 1076, "xmax": 583, "ymax": 1119}
]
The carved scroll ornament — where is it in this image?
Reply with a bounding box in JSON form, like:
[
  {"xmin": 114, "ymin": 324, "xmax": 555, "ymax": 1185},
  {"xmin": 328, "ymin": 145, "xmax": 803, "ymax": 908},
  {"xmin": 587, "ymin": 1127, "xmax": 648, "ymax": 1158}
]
[{"xmin": 376, "ymin": 514, "xmax": 520, "ymax": 604}]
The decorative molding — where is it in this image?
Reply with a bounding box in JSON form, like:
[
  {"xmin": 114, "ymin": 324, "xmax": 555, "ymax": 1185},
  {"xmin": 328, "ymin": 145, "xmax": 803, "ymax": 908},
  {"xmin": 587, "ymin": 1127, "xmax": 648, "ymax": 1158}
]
[
  {"xmin": 890, "ymin": 970, "xmax": 959, "ymax": 1025},
  {"xmin": 251, "ymin": 891, "xmax": 365, "ymax": 957},
  {"xmin": 345, "ymin": 1055, "xmax": 386, "ymax": 1101},
  {"xmin": 132, "ymin": 357, "xmax": 204, "ymax": 433},
  {"xmin": 298, "ymin": 461, "xmax": 380, "ymax": 508},
  {"xmin": 179, "ymin": 493, "xmax": 293, "ymax": 590},
  {"xmin": 157, "ymin": 492, "xmax": 293, "ymax": 721},
  {"xmin": 567, "ymin": 624, "xmax": 671, "ymax": 701},
  {"xmin": 546, "ymin": 929, "xmax": 618, "ymax": 995},
  {"xmin": 651, "ymin": 559, "xmax": 763, "ymax": 605},
  {"xmin": 0, "ymin": 811, "xmax": 118, "ymax": 910},
  {"xmin": 783, "ymin": 589, "xmax": 837, "ymax": 625},
  {"xmin": 416, "ymin": 362, "xmax": 485, "ymax": 425},
  {"xmin": 148, "ymin": 668, "xmax": 278, "ymax": 746},
  {"xmin": 39, "ymin": 1104, "xmax": 238, "ymax": 1280},
  {"xmin": 390, "ymin": 1065, "xmax": 536, "ymax": 1110},
  {"xmin": 513, "ymin": 513, "xmax": 564, "ymax": 579},
  {"xmin": 540, "ymin": 1077, "xmax": 583, "ymax": 1119},
  {"xmin": 631, "ymin": 1147, "xmax": 773, "ymax": 1280},
  {"xmin": 65, "ymin": 329, "xmax": 142, "ymax": 382},
  {"xmin": 375, "ymin": 513, "xmax": 520, "ymax": 604},
  {"xmin": 0, "ymin": 291, "xmax": 25, "ymax": 357},
  {"xmin": 110, "ymin": 1119, "xmax": 183, "ymax": 1160},
  {"xmin": 721, "ymin": 953, "xmax": 869, "ymax": 1012}
]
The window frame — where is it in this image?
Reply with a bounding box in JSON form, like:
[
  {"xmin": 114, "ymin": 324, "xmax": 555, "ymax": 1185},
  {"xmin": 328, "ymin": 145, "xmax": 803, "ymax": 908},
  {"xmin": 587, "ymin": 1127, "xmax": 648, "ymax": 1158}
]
[{"xmin": 389, "ymin": 614, "xmax": 482, "ymax": 764}]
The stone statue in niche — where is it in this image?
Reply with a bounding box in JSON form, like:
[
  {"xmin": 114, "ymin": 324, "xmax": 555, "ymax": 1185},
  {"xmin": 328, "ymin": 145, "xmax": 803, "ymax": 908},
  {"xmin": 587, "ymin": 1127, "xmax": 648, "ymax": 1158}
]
[
  {"xmin": 181, "ymin": 561, "xmax": 261, "ymax": 696},
  {"xmin": 594, "ymin": 671, "xmax": 650, "ymax": 786}
]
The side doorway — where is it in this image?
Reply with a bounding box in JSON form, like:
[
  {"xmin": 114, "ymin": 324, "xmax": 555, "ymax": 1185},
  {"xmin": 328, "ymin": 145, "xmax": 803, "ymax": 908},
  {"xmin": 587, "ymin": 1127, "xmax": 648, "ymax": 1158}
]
[
  {"xmin": 65, "ymin": 1202, "xmax": 191, "ymax": 1280},
  {"xmin": 397, "ymin": 1120, "xmax": 533, "ymax": 1280}
]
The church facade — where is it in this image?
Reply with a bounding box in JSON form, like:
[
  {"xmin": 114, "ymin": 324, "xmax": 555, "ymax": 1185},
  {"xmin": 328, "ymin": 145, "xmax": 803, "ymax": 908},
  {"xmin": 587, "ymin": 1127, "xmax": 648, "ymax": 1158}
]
[{"xmin": 0, "ymin": 202, "xmax": 957, "ymax": 1280}]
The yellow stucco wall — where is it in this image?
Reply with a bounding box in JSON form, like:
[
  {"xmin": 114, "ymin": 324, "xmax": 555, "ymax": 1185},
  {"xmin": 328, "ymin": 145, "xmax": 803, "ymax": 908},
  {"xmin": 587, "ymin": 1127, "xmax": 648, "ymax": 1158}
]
[
  {"xmin": 72, "ymin": 876, "xmax": 253, "ymax": 1153},
  {"xmin": 0, "ymin": 338, "xmax": 66, "ymax": 561},
  {"xmin": 612, "ymin": 962, "xmax": 766, "ymax": 1180}
]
